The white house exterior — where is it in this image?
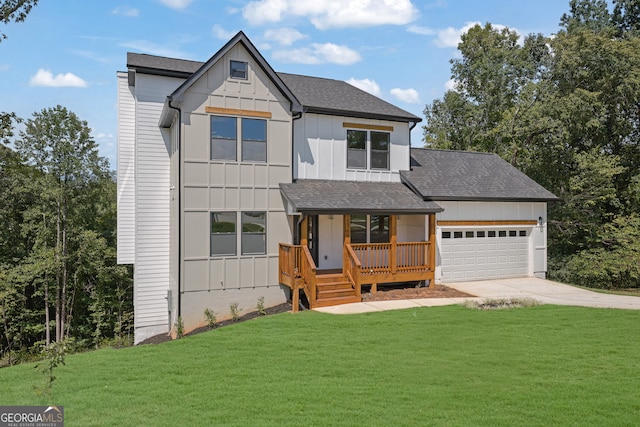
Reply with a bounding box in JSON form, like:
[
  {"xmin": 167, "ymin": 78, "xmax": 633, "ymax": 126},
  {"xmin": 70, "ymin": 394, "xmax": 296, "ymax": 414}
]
[{"xmin": 117, "ymin": 32, "xmax": 557, "ymax": 343}]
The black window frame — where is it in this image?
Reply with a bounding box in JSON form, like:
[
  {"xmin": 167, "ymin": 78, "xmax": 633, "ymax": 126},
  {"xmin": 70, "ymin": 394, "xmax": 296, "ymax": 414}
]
[
  {"xmin": 241, "ymin": 211, "xmax": 267, "ymax": 255},
  {"xmin": 346, "ymin": 130, "xmax": 367, "ymax": 169},
  {"xmin": 211, "ymin": 115, "xmax": 237, "ymax": 161},
  {"xmin": 230, "ymin": 60, "xmax": 248, "ymax": 80},
  {"xmin": 210, "ymin": 212, "xmax": 237, "ymax": 256},
  {"xmin": 241, "ymin": 118, "xmax": 267, "ymax": 162},
  {"xmin": 370, "ymin": 131, "xmax": 390, "ymax": 170}
]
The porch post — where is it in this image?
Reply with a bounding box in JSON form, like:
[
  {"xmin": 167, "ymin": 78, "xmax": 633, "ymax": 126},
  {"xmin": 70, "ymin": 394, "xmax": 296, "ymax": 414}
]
[
  {"xmin": 390, "ymin": 214, "xmax": 397, "ymax": 274},
  {"xmin": 300, "ymin": 216, "xmax": 309, "ymax": 247},
  {"xmin": 428, "ymin": 213, "xmax": 436, "ymax": 288},
  {"xmin": 343, "ymin": 214, "xmax": 351, "ymax": 244}
]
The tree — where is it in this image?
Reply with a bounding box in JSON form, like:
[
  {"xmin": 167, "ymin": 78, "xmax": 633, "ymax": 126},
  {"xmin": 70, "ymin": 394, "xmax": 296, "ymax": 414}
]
[
  {"xmin": 15, "ymin": 105, "xmax": 109, "ymax": 343},
  {"xmin": 423, "ymin": 1, "xmax": 640, "ymax": 288},
  {"xmin": 0, "ymin": 0, "xmax": 38, "ymax": 42}
]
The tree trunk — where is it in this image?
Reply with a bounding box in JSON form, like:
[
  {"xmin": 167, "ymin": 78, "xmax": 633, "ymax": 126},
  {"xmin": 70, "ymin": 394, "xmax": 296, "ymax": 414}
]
[
  {"xmin": 55, "ymin": 199, "xmax": 62, "ymax": 343},
  {"xmin": 44, "ymin": 281, "xmax": 50, "ymax": 345}
]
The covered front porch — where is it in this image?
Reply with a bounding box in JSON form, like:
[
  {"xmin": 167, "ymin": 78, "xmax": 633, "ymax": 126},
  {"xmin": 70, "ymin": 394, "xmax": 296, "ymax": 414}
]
[{"xmin": 278, "ymin": 179, "xmax": 443, "ymax": 311}]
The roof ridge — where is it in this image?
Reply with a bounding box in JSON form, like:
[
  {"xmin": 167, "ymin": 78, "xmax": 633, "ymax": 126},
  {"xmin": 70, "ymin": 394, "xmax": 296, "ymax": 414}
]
[{"xmin": 412, "ymin": 147, "xmax": 497, "ymax": 156}]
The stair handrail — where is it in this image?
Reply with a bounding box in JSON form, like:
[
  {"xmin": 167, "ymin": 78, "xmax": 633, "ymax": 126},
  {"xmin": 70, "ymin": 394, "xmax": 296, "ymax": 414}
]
[
  {"xmin": 300, "ymin": 245, "xmax": 317, "ymax": 304},
  {"xmin": 344, "ymin": 243, "xmax": 362, "ymax": 298}
]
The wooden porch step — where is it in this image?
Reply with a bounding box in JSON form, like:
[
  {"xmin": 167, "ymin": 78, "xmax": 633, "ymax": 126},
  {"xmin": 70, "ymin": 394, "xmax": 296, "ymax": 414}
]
[
  {"xmin": 315, "ymin": 273, "xmax": 348, "ymax": 284},
  {"xmin": 311, "ymin": 294, "xmax": 362, "ymax": 308},
  {"xmin": 317, "ymin": 285, "xmax": 355, "ymax": 299}
]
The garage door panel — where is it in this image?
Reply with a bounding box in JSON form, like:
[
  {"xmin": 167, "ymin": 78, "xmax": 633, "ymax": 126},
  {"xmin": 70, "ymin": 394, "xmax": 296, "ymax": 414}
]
[{"xmin": 441, "ymin": 227, "xmax": 530, "ymax": 282}]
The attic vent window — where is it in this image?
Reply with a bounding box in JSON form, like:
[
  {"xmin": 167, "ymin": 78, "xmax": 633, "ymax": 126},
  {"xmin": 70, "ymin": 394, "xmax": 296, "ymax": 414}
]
[{"xmin": 230, "ymin": 60, "xmax": 247, "ymax": 80}]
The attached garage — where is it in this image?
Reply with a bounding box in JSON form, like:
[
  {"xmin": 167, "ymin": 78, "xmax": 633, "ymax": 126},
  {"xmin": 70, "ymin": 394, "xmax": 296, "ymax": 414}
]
[
  {"xmin": 401, "ymin": 148, "xmax": 558, "ymax": 284},
  {"xmin": 439, "ymin": 226, "xmax": 531, "ymax": 282}
]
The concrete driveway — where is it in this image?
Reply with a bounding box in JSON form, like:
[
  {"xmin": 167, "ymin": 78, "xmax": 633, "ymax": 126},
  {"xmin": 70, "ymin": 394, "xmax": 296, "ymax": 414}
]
[
  {"xmin": 446, "ymin": 277, "xmax": 640, "ymax": 310},
  {"xmin": 314, "ymin": 277, "xmax": 640, "ymax": 314}
]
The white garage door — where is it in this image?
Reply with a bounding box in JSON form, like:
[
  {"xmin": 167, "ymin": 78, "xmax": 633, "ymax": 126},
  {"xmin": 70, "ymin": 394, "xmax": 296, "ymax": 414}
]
[{"xmin": 440, "ymin": 228, "xmax": 530, "ymax": 282}]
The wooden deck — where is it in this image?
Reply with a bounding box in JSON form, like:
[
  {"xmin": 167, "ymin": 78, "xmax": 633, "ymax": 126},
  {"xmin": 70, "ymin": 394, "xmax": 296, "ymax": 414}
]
[{"xmin": 279, "ymin": 241, "xmax": 435, "ymax": 311}]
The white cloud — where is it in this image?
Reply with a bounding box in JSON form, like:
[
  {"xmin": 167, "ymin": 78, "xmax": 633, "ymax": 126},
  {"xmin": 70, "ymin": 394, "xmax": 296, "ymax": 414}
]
[
  {"xmin": 434, "ymin": 21, "xmax": 480, "ymax": 48},
  {"xmin": 111, "ymin": 6, "xmax": 139, "ymax": 17},
  {"xmin": 29, "ymin": 69, "xmax": 87, "ymax": 88},
  {"xmin": 273, "ymin": 43, "xmax": 361, "ymax": 65},
  {"xmin": 264, "ymin": 28, "xmax": 306, "ymax": 46},
  {"xmin": 434, "ymin": 22, "xmax": 521, "ymax": 48},
  {"xmin": 93, "ymin": 132, "xmax": 114, "ymax": 140},
  {"xmin": 159, "ymin": 0, "xmax": 192, "ymax": 9},
  {"xmin": 445, "ymin": 79, "xmax": 459, "ymax": 92},
  {"xmin": 119, "ymin": 40, "xmax": 185, "ymax": 58},
  {"xmin": 211, "ymin": 24, "xmax": 237, "ymax": 40},
  {"xmin": 390, "ymin": 88, "xmax": 420, "ymax": 103},
  {"xmin": 243, "ymin": 0, "xmax": 419, "ymax": 29},
  {"xmin": 407, "ymin": 25, "xmax": 435, "ymax": 35},
  {"xmin": 347, "ymin": 78, "xmax": 381, "ymax": 97}
]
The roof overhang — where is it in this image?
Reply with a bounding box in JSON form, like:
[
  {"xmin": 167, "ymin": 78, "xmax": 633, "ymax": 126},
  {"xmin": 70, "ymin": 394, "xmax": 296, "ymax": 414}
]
[{"xmin": 280, "ymin": 180, "xmax": 443, "ymax": 215}]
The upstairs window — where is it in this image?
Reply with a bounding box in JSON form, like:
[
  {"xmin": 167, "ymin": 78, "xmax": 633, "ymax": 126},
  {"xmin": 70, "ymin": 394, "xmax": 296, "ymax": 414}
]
[
  {"xmin": 346, "ymin": 130, "xmax": 367, "ymax": 169},
  {"xmin": 230, "ymin": 60, "xmax": 247, "ymax": 79},
  {"xmin": 242, "ymin": 118, "xmax": 267, "ymax": 162},
  {"xmin": 346, "ymin": 129, "xmax": 390, "ymax": 170},
  {"xmin": 211, "ymin": 116, "xmax": 237, "ymax": 160}
]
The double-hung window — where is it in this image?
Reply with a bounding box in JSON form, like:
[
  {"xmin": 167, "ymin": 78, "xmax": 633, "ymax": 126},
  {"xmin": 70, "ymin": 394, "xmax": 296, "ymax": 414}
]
[
  {"xmin": 346, "ymin": 130, "xmax": 367, "ymax": 169},
  {"xmin": 211, "ymin": 116, "xmax": 267, "ymax": 162},
  {"xmin": 211, "ymin": 212, "xmax": 237, "ymax": 256},
  {"xmin": 210, "ymin": 212, "xmax": 267, "ymax": 256},
  {"xmin": 370, "ymin": 132, "xmax": 390, "ymax": 170},
  {"xmin": 211, "ymin": 116, "xmax": 237, "ymax": 160},
  {"xmin": 241, "ymin": 212, "xmax": 266, "ymax": 255},
  {"xmin": 242, "ymin": 118, "xmax": 267, "ymax": 162},
  {"xmin": 230, "ymin": 60, "xmax": 248, "ymax": 80},
  {"xmin": 346, "ymin": 129, "xmax": 390, "ymax": 170}
]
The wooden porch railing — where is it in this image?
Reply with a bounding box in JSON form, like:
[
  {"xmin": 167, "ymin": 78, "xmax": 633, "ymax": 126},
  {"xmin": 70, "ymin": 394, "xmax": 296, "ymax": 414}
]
[
  {"xmin": 278, "ymin": 243, "xmax": 301, "ymax": 287},
  {"xmin": 343, "ymin": 244, "xmax": 362, "ymax": 298},
  {"xmin": 351, "ymin": 242, "xmax": 431, "ymax": 275},
  {"xmin": 279, "ymin": 243, "xmax": 317, "ymax": 310},
  {"xmin": 299, "ymin": 245, "xmax": 317, "ymax": 303}
]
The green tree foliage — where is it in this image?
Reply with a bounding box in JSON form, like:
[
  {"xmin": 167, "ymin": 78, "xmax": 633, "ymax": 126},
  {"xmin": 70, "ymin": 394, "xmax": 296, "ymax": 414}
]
[
  {"xmin": 1, "ymin": 106, "xmax": 132, "ymax": 365},
  {"xmin": 0, "ymin": 0, "xmax": 38, "ymax": 42},
  {"xmin": 424, "ymin": 0, "xmax": 640, "ymax": 288}
]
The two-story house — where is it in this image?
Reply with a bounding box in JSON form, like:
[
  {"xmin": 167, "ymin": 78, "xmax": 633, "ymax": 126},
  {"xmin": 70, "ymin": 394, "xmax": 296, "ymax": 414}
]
[{"xmin": 118, "ymin": 31, "xmax": 557, "ymax": 343}]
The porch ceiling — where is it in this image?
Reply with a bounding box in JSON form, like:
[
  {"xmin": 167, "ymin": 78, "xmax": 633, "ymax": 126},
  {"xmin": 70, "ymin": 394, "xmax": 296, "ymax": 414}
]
[{"xmin": 280, "ymin": 179, "xmax": 443, "ymax": 215}]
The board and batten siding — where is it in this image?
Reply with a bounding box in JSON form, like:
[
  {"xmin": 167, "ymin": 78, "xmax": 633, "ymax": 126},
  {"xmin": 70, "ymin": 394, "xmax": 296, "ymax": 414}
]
[
  {"xmin": 293, "ymin": 113, "xmax": 411, "ymax": 182},
  {"xmin": 176, "ymin": 43, "xmax": 292, "ymax": 332},
  {"xmin": 117, "ymin": 72, "xmax": 136, "ymax": 264},
  {"xmin": 131, "ymin": 73, "xmax": 185, "ymax": 343}
]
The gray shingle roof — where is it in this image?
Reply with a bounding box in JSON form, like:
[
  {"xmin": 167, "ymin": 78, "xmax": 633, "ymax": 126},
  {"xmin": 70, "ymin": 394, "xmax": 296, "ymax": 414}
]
[
  {"xmin": 280, "ymin": 180, "xmax": 443, "ymax": 214},
  {"xmin": 401, "ymin": 148, "xmax": 558, "ymax": 202},
  {"xmin": 126, "ymin": 49, "xmax": 420, "ymax": 122},
  {"xmin": 277, "ymin": 73, "xmax": 420, "ymax": 122}
]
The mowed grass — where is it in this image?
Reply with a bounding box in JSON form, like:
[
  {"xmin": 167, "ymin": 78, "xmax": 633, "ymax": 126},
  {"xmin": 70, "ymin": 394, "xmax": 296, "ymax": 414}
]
[{"xmin": 1, "ymin": 305, "xmax": 640, "ymax": 426}]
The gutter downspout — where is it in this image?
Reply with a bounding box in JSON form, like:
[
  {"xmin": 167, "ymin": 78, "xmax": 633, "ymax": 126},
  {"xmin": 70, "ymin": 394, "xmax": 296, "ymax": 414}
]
[
  {"xmin": 168, "ymin": 97, "xmax": 182, "ymax": 319},
  {"xmin": 291, "ymin": 112, "xmax": 304, "ymax": 244},
  {"xmin": 409, "ymin": 120, "xmax": 418, "ymax": 171}
]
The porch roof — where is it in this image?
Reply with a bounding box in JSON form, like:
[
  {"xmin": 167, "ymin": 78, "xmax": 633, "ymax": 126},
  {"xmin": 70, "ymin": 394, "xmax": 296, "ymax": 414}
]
[{"xmin": 280, "ymin": 179, "xmax": 443, "ymax": 215}]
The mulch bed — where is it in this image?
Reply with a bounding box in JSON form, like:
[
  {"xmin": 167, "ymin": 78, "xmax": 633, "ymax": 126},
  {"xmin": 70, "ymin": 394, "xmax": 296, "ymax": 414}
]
[
  {"xmin": 362, "ymin": 283, "xmax": 474, "ymax": 301},
  {"xmin": 138, "ymin": 285, "xmax": 474, "ymax": 345}
]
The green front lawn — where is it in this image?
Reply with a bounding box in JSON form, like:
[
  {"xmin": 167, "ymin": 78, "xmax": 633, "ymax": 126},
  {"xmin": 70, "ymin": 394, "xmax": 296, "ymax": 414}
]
[{"xmin": 1, "ymin": 305, "xmax": 639, "ymax": 426}]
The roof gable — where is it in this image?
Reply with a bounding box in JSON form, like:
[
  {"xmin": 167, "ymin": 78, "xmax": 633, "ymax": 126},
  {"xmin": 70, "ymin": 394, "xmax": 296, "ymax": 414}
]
[
  {"xmin": 127, "ymin": 32, "xmax": 420, "ymax": 124},
  {"xmin": 157, "ymin": 31, "xmax": 302, "ymax": 127},
  {"xmin": 401, "ymin": 148, "xmax": 558, "ymax": 202}
]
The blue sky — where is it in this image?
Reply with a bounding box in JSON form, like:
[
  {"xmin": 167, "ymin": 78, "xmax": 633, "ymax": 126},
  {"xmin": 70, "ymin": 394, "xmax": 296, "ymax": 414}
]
[{"xmin": 0, "ymin": 0, "xmax": 571, "ymax": 169}]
